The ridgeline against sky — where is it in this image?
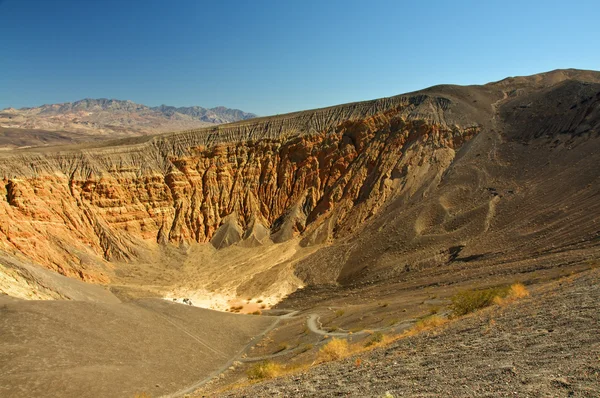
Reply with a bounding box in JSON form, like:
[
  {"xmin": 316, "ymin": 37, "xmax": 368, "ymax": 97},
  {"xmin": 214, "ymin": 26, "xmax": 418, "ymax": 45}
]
[{"xmin": 1, "ymin": 0, "xmax": 599, "ymax": 115}]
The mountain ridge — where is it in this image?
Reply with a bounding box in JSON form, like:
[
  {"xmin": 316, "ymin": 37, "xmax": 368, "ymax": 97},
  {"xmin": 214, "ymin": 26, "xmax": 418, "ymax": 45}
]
[
  {"xmin": 0, "ymin": 98, "xmax": 257, "ymax": 149},
  {"xmin": 5, "ymin": 97, "xmax": 257, "ymax": 120}
]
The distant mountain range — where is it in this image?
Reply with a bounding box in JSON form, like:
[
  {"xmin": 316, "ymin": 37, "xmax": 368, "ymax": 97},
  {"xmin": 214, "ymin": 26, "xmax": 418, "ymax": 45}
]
[{"xmin": 0, "ymin": 98, "xmax": 257, "ymax": 149}]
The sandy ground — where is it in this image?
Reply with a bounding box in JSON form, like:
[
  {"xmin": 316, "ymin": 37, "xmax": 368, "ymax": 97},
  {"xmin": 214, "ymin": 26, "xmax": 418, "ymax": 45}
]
[{"xmin": 0, "ymin": 296, "xmax": 273, "ymax": 398}]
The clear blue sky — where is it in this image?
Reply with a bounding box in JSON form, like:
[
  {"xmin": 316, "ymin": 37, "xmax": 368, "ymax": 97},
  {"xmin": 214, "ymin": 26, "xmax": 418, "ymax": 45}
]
[{"xmin": 1, "ymin": 0, "xmax": 598, "ymax": 115}]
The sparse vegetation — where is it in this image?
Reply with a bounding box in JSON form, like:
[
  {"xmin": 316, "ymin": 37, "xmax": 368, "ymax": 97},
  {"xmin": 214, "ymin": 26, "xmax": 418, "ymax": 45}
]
[
  {"xmin": 482, "ymin": 318, "xmax": 497, "ymax": 335},
  {"xmin": 335, "ymin": 309, "xmax": 345, "ymax": 317},
  {"xmin": 494, "ymin": 283, "xmax": 530, "ymax": 305},
  {"xmin": 318, "ymin": 338, "xmax": 349, "ymax": 362},
  {"xmin": 251, "ymin": 310, "xmax": 262, "ymax": 315},
  {"xmin": 450, "ymin": 286, "xmax": 511, "ymax": 316},
  {"xmin": 411, "ymin": 315, "xmax": 448, "ymax": 333},
  {"xmin": 246, "ymin": 361, "xmax": 283, "ymax": 380},
  {"xmin": 451, "ymin": 283, "xmax": 529, "ymax": 316},
  {"xmin": 365, "ymin": 331, "xmax": 384, "ymax": 347},
  {"xmin": 510, "ymin": 283, "xmax": 529, "ymax": 298}
]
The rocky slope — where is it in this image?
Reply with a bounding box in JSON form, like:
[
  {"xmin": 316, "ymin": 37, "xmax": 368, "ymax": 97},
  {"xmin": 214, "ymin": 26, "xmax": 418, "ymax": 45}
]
[
  {"xmin": 0, "ymin": 69, "xmax": 599, "ymax": 301},
  {"xmin": 0, "ymin": 99, "xmax": 256, "ymax": 148},
  {"xmin": 215, "ymin": 268, "xmax": 600, "ymax": 398}
]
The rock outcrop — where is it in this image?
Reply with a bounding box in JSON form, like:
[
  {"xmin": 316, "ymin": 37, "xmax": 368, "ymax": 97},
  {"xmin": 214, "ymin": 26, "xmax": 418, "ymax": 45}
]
[{"xmin": 0, "ymin": 69, "xmax": 598, "ymax": 287}]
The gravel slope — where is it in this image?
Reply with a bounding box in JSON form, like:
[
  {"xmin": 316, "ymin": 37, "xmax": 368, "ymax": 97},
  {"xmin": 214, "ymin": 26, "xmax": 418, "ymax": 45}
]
[{"xmin": 215, "ymin": 268, "xmax": 600, "ymax": 397}]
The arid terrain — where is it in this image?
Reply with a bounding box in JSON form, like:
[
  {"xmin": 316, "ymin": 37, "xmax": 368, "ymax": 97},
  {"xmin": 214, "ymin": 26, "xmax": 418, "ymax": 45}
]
[
  {"xmin": 0, "ymin": 69, "xmax": 599, "ymax": 397},
  {"xmin": 211, "ymin": 268, "xmax": 600, "ymax": 397},
  {"xmin": 0, "ymin": 98, "xmax": 256, "ymax": 149}
]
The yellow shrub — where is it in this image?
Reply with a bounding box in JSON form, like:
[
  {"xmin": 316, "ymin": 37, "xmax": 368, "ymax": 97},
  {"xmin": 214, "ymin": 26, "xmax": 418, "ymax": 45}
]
[
  {"xmin": 318, "ymin": 338, "xmax": 349, "ymax": 362},
  {"xmin": 494, "ymin": 283, "xmax": 529, "ymax": 305},
  {"xmin": 246, "ymin": 361, "xmax": 282, "ymax": 380},
  {"xmin": 411, "ymin": 315, "xmax": 448, "ymax": 332},
  {"xmin": 508, "ymin": 283, "xmax": 529, "ymax": 299}
]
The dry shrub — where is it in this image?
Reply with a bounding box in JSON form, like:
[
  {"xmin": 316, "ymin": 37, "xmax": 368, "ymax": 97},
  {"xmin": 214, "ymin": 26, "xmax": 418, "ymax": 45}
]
[
  {"xmin": 494, "ymin": 283, "xmax": 529, "ymax": 305},
  {"xmin": 246, "ymin": 361, "xmax": 283, "ymax": 380},
  {"xmin": 509, "ymin": 283, "xmax": 529, "ymax": 298},
  {"xmin": 411, "ymin": 315, "xmax": 448, "ymax": 333},
  {"xmin": 318, "ymin": 338, "xmax": 349, "ymax": 362},
  {"xmin": 482, "ymin": 318, "xmax": 497, "ymax": 335},
  {"xmin": 364, "ymin": 331, "xmax": 384, "ymax": 347}
]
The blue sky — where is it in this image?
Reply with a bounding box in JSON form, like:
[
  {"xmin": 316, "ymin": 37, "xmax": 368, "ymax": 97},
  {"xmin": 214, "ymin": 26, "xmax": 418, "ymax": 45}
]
[{"xmin": 1, "ymin": 0, "xmax": 598, "ymax": 115}]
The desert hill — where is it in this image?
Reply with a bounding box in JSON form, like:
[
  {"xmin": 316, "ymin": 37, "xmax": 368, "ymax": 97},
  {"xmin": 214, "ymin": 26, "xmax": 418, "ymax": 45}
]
[
  {"xmin": 0, "ymin": 69, "xmax": 599, "ymax": 397},
  {"xmin": 0, "ymin": 98, "xmax": 256, "ymax": 148}
]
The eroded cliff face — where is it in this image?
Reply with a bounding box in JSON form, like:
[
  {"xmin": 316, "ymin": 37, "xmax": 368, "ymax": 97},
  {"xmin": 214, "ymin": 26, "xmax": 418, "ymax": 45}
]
[{"xmin": 0, "ymin": 93, "xmax": 482, "ymax": 282}]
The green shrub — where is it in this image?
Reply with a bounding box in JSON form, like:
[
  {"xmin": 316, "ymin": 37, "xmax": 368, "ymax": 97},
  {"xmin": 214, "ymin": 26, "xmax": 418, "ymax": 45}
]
[
  {"xmin": 451, "ymin": 286, "xmax": 511, "ymax": 316},
  {"xmin": 364, "ymin": 331, "xmax": 384, "ymax": 347}
]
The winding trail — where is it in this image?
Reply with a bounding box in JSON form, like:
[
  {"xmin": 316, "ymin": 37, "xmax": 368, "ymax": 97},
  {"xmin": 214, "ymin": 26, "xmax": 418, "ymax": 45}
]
[
  {"xmin": 165, "ymin": 310, "xmax": 297, "ymax": 398},
  {"xmin": 306, "ymin": 313, "xmax": 363, "ymax": 336},
  {"xmin": 306, "ymin": 313, "xmax": 417, "ymax": 336},
  {"xmin": 165, "ymin": 309, "xmax": 418, "ymax": 397}
]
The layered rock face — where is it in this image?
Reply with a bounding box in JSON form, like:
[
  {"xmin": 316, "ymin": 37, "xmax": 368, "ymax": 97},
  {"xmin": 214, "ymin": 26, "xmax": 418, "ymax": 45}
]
[
  {"xmin": 1, "ymin": 69, "xmax": 598, "ymax": 290},
  {"xmin": 0, "ymin": 93, "xmax": 481, "ymax": 282}
]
